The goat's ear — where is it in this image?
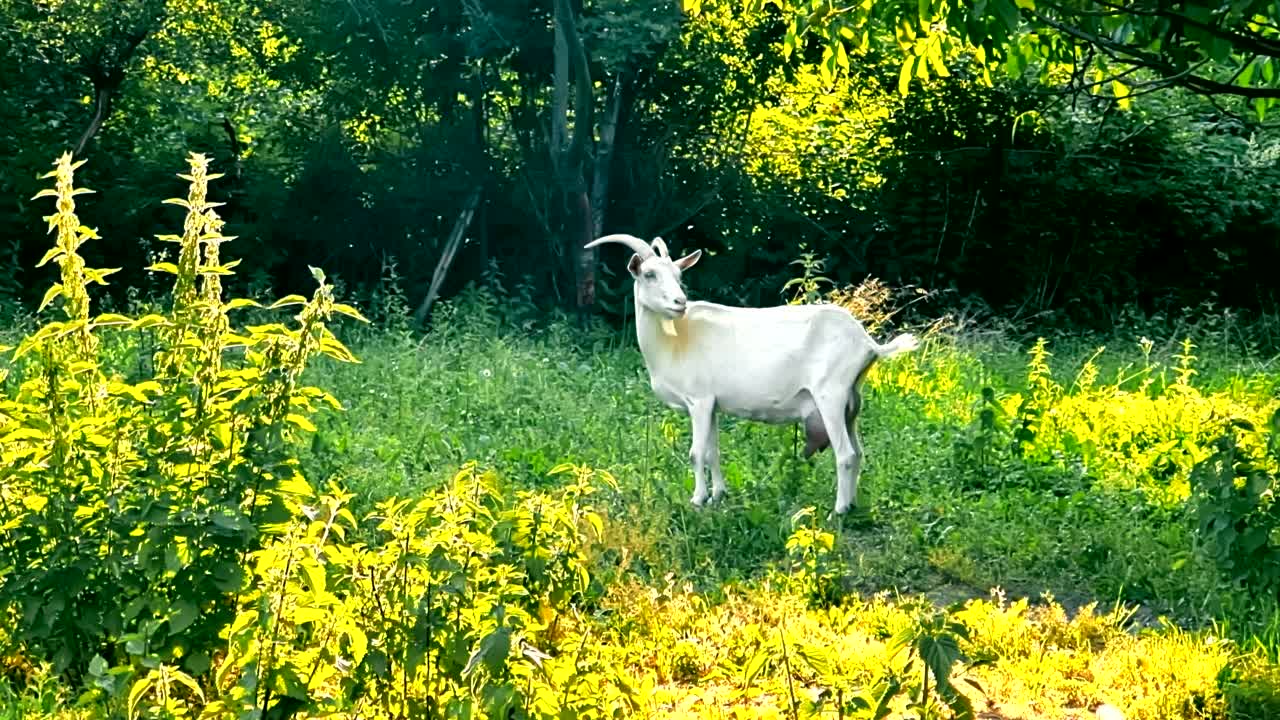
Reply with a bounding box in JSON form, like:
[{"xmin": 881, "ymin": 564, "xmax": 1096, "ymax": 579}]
[
  {"xmin": 674, "ymin": 249, "xmax": 702, "ymax": 271},
  {"xmin": 627, "ymin": 253, "xmax": 643, "ymax": 277},
  {"xmin": 651, "ymin": 236, "xmax": 669, "ymax": 258}
]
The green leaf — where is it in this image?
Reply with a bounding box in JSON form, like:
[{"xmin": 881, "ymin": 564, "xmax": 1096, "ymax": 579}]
[
  {"xmin": 464, "ymin": 627, "xmax": 512, "ymax": 679},
  {"xmin": 169, "ymin": 600, "xmax": 199, "ymax": 635},
  {"xmin": 88, "ymin": 654, "xmax": 109, "ymax": 678},
  {"xmin": 992, "ymin": 0, "xmax": 1019, "ymax": 31},
  {"xmin": 919, "ymin": 632, "xmax": 963, "ymax": 682},
  {"xmin": 1238, "ymin": 59, "xmax": 1256, "ymax": 87},
  {"xmin": 783, "ymin": 22, "xmax": 798, "ymax": 59},
  {"xmin": 300, "ymin": 563, "xmax": 326, "ymax": 595}
]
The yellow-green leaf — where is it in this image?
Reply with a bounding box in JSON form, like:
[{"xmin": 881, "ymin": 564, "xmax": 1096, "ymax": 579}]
[
  {"xmin": 38, "ymin": 284, "xmax": 64, "ymax": 313},
  {"xmin": 331, "ymin": 303, "xmax": 370, "ymax": 322},
  {"xmin": 898, "ymin": 56, "xmax": 917, "ymax": 95},
  {"xmin": 269, "ymin": 294, "xmax": 309, "ymax": 309},
  {"xmin": 22, "ymin": 495, "xmax": 48, "ymax": 512},
  {"xmin": 35, "ymin": 247, "xmax": 64, "ymax": 267},
  {"xmin": 92, "ymin": 313, "xmax": 133, "ymax": 327}
]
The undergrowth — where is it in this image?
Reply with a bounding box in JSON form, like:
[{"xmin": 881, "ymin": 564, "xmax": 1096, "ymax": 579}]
[{"xmin": 3, "ymin": 153, "xmax": 1280, "ymax": 718}]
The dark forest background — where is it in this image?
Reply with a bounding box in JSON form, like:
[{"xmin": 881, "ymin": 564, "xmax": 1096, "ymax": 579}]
[{"xmin": 3, "ymin": 0, "xmax": 1280, "ymax": 330}]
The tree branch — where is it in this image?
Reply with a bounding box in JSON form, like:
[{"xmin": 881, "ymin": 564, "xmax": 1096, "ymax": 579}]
[{"xmin": 1030, "ymin": 7, "xmax": 1280, "ymax": 99}]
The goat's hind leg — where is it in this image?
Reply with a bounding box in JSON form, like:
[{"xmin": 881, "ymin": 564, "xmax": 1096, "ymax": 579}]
[{"xmin": 814, "ymin": 390, "xmax": 861, "ymax": 515}]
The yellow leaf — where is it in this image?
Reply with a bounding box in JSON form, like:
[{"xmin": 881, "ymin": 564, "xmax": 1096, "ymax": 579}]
[
  {"xmin": 35, "ymin": 247, "xmax": 64, "ymax": 267},
  {"xmin": 92, "ymin": 313, "xmax": 133, "ymax": 327},
  {"xmin": 331, "ymin": 303, "xmax": 370, "ymax": 322},
  {"xmin": 269, "ymin": 294, "xmax": 309, "ymax": 309},
  {"xmin": 38, "ymin": 284, "xmax": 63, "ymax": 313},
  {"xmin": 898, "ymin": 56, "xmax": 917, "ymax": 95}
]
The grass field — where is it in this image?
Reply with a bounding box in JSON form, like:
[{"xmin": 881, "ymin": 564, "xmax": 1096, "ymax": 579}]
[{"xmin": 6, "ymin": 278, "xmax": 1280, "ymax": 718}]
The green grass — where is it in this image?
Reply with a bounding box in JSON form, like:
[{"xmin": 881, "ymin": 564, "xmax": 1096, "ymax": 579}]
[
  {"xmin": 296, "ymin": 293, "xmax": 1277, "ymax": 630},
  {"xmin": 7, "ymin": 285, "xmax": 1280, "ymax": 718}
]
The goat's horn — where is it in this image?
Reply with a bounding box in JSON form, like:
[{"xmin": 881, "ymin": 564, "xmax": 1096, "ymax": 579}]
[{"xmin": 585, "ymin": 233, "xmax": 655, "ymax": 259}]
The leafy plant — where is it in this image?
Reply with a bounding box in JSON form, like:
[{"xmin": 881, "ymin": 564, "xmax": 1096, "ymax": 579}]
[
  {"xmin": 889, "ymin": 607, "xmax": 979, "ymax": 720},
  {"xmin": 782, "ymin": 246, "xmax": 834, "ymax": 306},
  {"xmin": 0, "ymin": 152, "xmax": 365, "ymax": 679},
  {"xmin": 1189, "ymin": 411, "xmax": 1280, "ymax": 595},
  {"xmin": 785, "ymin": 507, "xmax": 844, "ymax": 608}
]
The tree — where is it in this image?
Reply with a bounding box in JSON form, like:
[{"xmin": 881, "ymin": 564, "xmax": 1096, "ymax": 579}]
[{"xmin": 697, "ymin": 0, "xmax": 1280, "ymax": 116}]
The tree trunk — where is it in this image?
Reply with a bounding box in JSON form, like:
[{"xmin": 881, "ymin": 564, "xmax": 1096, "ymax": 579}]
[
  {"xmin": 550, "ymin": 0, "xmax": 595, "ymax": 315},
  {"xmin": 74, "ymin": 85, "xmax": 114, "ymax": 156},
  {"xmin": 590, "ymin": 73, "xmax": 627, "ymax": 238},
  {"xmin": 72, "ymin": 24, "xmax": 153, "ymax": 156},
  {"xmin": 473, "ymin": 68, "xmax": 490, "ymax": 267},
  {"xmin": 412, "ymin": 186, "xmax": 483, "ymax": 326}
]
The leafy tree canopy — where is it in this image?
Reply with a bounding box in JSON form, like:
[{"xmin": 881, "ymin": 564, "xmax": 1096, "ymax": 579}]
[{"xmin": 694, "ymin": 0, "xmax": 1280, "ymax": 117}]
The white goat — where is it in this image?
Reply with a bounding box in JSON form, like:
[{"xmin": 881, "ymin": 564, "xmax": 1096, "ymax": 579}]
[{"xmin": 585, "ymin": 233, "xmax": 919, "ymax": 514}]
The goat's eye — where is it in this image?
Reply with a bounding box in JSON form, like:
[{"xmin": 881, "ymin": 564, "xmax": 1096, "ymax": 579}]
[{"xmin": 643, "ymin": 271, "xmax": 656, "ymax": 280}]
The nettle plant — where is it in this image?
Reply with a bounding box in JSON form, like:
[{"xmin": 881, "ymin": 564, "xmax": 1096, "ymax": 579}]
[
  {"xmin": 190, "ymin": 463, "xmax": 632, "ymax": 720},
  {"xmin": 0, "ymin": 153, "xmax": 365, "ymax": 678}
]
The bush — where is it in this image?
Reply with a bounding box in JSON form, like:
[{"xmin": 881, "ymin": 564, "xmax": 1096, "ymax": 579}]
[
  {"xmin": 0, "ymin": 152, "xmax": 364, "ymax": 678},
  {"xmin": 0, "ymin": 153, "xmax": 640, "ymax": 719}
]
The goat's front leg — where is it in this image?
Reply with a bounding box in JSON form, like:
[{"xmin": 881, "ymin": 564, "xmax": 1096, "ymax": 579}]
[
  {"xmin": 688, "ymin": 399, "xmax": 715, "ymax": 507},
  {"xmin": 706, "ymin": 412, "xmax": 727, "ymax": 504}
]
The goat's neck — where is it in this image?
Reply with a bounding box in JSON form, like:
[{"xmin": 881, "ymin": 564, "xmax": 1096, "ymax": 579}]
[{"xmin": 634, "ymin": 298, "xmax": 689, "ymax": 366}]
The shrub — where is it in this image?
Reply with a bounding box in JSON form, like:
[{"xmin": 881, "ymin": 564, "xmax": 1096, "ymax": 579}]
[{"xmin": 0, "ymin": 152, "xmax": 364, "ymax": 678}]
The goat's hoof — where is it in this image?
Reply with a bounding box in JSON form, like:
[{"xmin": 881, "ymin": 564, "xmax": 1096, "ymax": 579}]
[
  {"xmin": 710, "ymin": 490, "xmax": 725, "ymax": 505},
  {"xmin": 690, "ymin": 494, "xmax": 710, "ymax": 508},
  {"xmin": 830, "ymin": 505, "xmax": 873, "ymax": 526}
]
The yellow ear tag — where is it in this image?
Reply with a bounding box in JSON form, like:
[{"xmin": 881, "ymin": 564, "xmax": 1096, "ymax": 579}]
[{"xmin": 660, "ymin": 318, "xmax": 678, "ymax": 336}]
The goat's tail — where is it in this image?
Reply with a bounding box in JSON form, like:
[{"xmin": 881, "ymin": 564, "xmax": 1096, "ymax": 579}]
[{"xmin": 874, "ymin": 332, "xmax": 920, "ymax": 358}]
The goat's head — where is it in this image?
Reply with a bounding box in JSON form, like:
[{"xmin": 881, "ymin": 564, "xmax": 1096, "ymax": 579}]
[{"xmin": 585, "ymin": 234, "xmax": 701, "ymax": 319}]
